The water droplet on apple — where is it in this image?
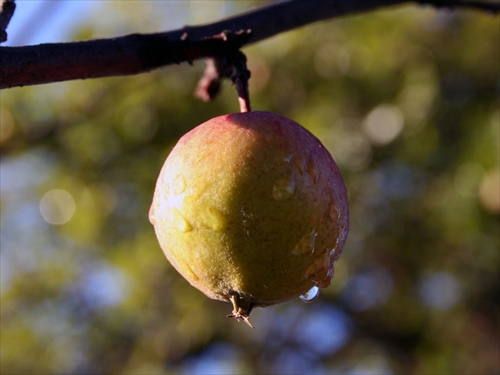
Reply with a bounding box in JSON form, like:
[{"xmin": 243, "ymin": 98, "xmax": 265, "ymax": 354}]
[
  {"xmin": 329, "ymin": 248, "xmax": 339, "ymax": 266},
  {"xmin": 307, "ymin": 157, "xmax": 319, "ymax": 182},
  {"xmin": 300, "ymin": 286, "xmax": 319, "ymax": 303},
  {"xmin": 292, "ymin": 228, "xmax": 318, "ymax": 255},
  {"xmin": 201, "ymin": 205, "xmax": 226, "ymax": 231},
  {"xmin": 329, "ymin": 201, "xmax": 340, "ymax": 221},
  {"xmin": 173, "ymin": 207, "xmax": 193, "ymax": 232},
  {"xmin": 240, "ymin": 206, "xmax": 254, "ymax": 236},
  {"xmin": 173, "ymin": 174, "xmax": 186, "ymax": 195},
  {"xmin": 179, "ymin": 260, "xmax": 199, "ymax": 281},
  {"xmin": 310, "ymin": 266, "xmax": 335, "ymax": 289},
  {"xmin": 310, "ymin": 266, "xmax": 329, "ymax": 283},
  {"xmin": 161, "ymin": 181, "xmax": 171, "ymax": 197},
  {"xmin": 294, "ymin": 156, "xmax": 306, "ymax": 175},
  {"xmin": 149, "ymin": 205, "xmax": 156, "ymax": 225},
  {"xmin": 273, "ymin": 173, "xmax": 296, "ymax": 201},
  {"xmin": 316, "ymin": 275, "xmax": 334, "ymax": 289}
]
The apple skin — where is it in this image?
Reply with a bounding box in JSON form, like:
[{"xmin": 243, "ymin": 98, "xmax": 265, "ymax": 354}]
[{"xmin": 150, "ymin": 111, "xmax": 349, "ymax": 317}]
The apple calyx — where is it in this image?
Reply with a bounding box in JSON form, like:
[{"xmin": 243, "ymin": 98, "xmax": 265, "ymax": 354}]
[{"xmin": 226, "ymin": 293, "xmax": 256, "ymax": 329}]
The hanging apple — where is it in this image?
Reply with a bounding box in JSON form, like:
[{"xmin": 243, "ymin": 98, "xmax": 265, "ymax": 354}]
[{"xmin": 149, "ymin": 111, "xmax": 349, "ymax": 327}]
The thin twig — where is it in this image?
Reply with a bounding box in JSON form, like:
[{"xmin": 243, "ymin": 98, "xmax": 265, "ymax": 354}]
[
  {"xmin": 231, "ymin": 51, "xmax": 252, "ymax": 113},
  {"xmin": 0, "ymin": 0, "xmax": 16, "ymax": 43},
  {"xmin": 194, "ymin": 29, "xmax": 252, "ymax": 104},
  {"xmin": 194, "ymin": 31, "xmax": 252, "ymax": 111},
  {"xmin": 195, "ymin": 53, "xmax": 252, "ymax": 111}
]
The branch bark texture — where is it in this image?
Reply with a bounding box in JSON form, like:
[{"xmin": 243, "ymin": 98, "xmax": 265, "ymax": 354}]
[{"xmin": 0, "ymin": 0, "xmax": 498, "ymax": 89}]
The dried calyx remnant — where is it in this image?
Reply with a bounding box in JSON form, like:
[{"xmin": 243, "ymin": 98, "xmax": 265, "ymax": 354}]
[
  {"xmin": 227, "ymin": 293, "xmax": 256, "ymax": 328},
  {"xmin": 150, "ymin": 111, "xmax": 349, "ymax": 328}
]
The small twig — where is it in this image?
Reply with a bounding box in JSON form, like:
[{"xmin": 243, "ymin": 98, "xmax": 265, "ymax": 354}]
[
  {"xmin": 231, "ymin": 51, "xmax": 252, "ymax": 113},
  {"xmin": 194, "ymin": 30, "xmax": 252, "ymax": 112},
  {"xmin": 195, "ymin": 51, "xmax": 252, "ymax": 112},
  {"xmin": 0, "ymin": 0, "xmax": 16, "ymax": 43}
]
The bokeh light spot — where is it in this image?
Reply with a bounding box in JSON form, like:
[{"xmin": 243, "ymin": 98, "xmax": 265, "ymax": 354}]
[
  {"xmin": 297, "ymin": 305, "xmax": 352, "ymax": 356},
  {"xmin": 341, "ymin": 267, "xmax": 394, "ymax": 311},
  {"xmin": 363, "ymin": 104, "xmax": 404, "ymax": 146},
  {"xmin": 81, "ymin": 263, "xmax": 130, "ymax": 310},
  {"xmin": 335, "ymin": 132, "xmax": 373, "ymax": 171},
  {"xmin": 269, "ymin": 349, "xmax": 322, "ymax": 374},
  {"xmin": 479, "ymin": 169, "xmax": 500, "ymax": 214},
  {"xmin": 39, "ymin": 189, "xmax": 76, "ymax": 225},
  {"xmin": 418, "ymin": 271, "xmax": 461, "ymax": 310},
  {"xmin": 181, "ymin": 343, "xmax": 245, "ymax": 375}
]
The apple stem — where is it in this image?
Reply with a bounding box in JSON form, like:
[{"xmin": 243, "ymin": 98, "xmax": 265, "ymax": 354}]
[
  {"xmin": 231, "ymin": 51, "xmax": 252, "ymax": 113},
  {"xmin": 237, "ymin": 82, "xmax": 251, "ymax": 113}
]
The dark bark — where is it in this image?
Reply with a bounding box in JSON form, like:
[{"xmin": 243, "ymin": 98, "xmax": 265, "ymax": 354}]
[{"xmin": 0, "ymin": 0, "xmax": 498, "ymax": 89}]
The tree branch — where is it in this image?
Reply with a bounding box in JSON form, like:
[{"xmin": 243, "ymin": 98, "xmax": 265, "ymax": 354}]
[
  {"xmin": 420, "ymin": 0, "xmax": 500, "ymax": 12},
  {"xmin": 0, "ymin": 0, "xmax": 498, "ymax": 89}
]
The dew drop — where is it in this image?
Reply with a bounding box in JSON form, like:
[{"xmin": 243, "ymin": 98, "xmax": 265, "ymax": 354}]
[
  {"xmin": 310, "ymin": 230, "xmax": 318, "ymax": 253},
  {"xmin": 173, "ymin": 174, "xmax": 186, "ymax": 195},
  {"xmin": 273, "ymin": 173, "xmax": 296, "ymax": 201},
  {"xmin": 300, "ymin": 286, "xmax": 320, "ymax": 303},
  {"xmin": 311, "ymin": 266, "xmax": 335, "ymax": 289},
  {"xmin": 172, "ymin": 207, "xmax": 193, "ymax": 232},
  {"xmin": 329, "ymin": 162, "xmax": 339, "ymax": 174},
  {"xmin": 149, "ymin": 205, "xmax": 156, "ymax": 225},
  {"xmin": 310, "ymin": 266, "xmax": 329, "ymax": 283},
  {"xmin": 292, "ymin": 228, "xmax": 318, "ymax": 255},
  {"xmin": 294, "ymin": 156, "xmax": 306, "ymax": 175},
  {"xmin": 329, "ymin": 201, "xmax": 340, "ymax": 221},
  {"xmin": 307, "ymin": 157, "xmax": 319, "ymax": 182},
  {"xmin": 316, "ymin": 274, "xmax": 334, "ymax": 289},
  {"xmin": 161, "ymin": 181, "xmax": 171, "ymax": 197},
  {"xmin": 201, "ymin": 205, "xmax": 226, "ymax": 231},
  {"xmin": 329, "ymin": 248, "xmax": 339, "ymax": 267},
  {"xmin": 240, "ymin": 206, "xmax": 254, "ymax": 236},
  {"xmin": 179, "ymin": 260, "xmax": 199, "ymax": 281}
]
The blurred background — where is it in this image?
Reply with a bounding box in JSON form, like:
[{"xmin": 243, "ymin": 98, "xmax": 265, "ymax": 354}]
[{"xmin": 1, "ymin": 1, "xmax": 499, "ymax": 374}]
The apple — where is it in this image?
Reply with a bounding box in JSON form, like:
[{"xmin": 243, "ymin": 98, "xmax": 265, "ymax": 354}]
[{"xmin": 149, "ymin": 111, "xmax": 349, "ymax": 327}]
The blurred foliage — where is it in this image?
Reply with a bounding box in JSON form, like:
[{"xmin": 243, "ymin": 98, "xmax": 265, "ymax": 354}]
[{"xmin": 1, "ymin": 2, "xmax": 499, "ymax": 374}]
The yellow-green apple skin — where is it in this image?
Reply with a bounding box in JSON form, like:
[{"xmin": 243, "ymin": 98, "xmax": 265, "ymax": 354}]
[{"xmin": 149, "ymin": 111, "xmax": 349, "ymax": 320}]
